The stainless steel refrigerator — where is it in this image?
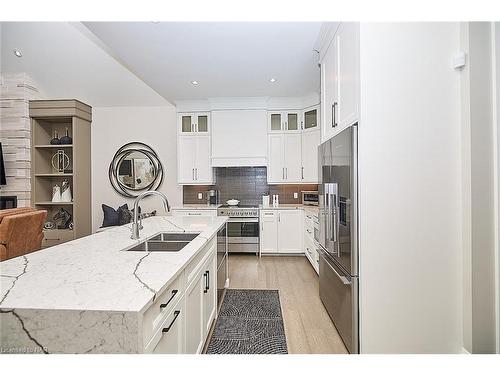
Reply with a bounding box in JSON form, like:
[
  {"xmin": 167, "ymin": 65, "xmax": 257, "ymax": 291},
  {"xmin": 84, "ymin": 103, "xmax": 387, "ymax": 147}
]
[{"xmin": 318, "ymin": 124, "xmax": 359, "ymax": 353}]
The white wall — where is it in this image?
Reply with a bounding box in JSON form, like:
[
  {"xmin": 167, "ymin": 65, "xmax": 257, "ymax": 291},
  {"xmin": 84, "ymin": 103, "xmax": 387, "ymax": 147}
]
[
  {"xmin": 460, "ymin": 22, "xmax": 497, "ymax": 354},
  {"xmin": 91, "ymin": 106, "xmax": 182, "ymax": 232},
  {"xmin": 358, "ymin": 23, "xmax": 463, "ymax": 353}
]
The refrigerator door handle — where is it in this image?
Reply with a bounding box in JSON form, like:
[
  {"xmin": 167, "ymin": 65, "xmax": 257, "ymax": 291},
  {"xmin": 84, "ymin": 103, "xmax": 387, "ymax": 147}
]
[
  {"xmin": 332, "ymin": 192, "xmax": 337, "ymax": 244},
  {"xmin": 322, "ymin": 253, "xmax": 351, "ymax": 285}
]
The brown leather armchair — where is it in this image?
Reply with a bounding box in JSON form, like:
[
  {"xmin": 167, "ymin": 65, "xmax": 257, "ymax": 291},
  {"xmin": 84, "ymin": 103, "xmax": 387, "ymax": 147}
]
[{"xmin": 0, "ymin": 208, "xmax": 47, "ymax": 261}]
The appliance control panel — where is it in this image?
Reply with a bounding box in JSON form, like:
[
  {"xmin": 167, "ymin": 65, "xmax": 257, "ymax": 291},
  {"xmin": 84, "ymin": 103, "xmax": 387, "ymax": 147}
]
[{"xmin": 218, "ymin": 209, "xmax": 259, "ymax": 217}]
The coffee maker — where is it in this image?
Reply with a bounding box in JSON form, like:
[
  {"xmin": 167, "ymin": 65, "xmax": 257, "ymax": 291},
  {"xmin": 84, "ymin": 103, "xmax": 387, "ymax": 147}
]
[{"xmin": 207, "ymin": 189, "xmax": 218, "ymax": 205}]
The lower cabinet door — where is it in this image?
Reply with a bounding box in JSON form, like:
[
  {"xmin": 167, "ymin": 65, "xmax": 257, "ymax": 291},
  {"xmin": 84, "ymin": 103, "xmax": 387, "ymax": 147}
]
[
  {"xmin": 260, "ymin": 210, "xmax": 278, "ymax": 254},
  {"xmin": 146, "ymin": 296, "xmax": 185, "ymax": 354},
  {"xmin": 203, "ymin": 253, "xmax": 217, "ymax": 336},
  {"xmin": 277, "ymin": 210, "xmax": 303, "ymax": 253},
  {"xmin": 185, "ymin": 269, "xmax": 205, "ymax": 354}
]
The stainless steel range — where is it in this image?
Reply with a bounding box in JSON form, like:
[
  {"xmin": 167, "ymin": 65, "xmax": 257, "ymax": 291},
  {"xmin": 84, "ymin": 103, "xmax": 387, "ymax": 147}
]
[{"xmin": 217, "ymin": 205, "xmax": 259, "ymax": 254}]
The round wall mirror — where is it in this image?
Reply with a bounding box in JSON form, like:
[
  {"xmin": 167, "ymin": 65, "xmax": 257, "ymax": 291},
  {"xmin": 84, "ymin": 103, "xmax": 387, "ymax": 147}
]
[{"xmin": 109, "ymin": 142, "xmax": 163, "ymax": 198}]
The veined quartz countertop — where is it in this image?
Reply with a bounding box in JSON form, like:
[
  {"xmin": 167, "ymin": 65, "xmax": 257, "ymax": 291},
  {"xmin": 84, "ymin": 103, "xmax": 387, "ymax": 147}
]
[{"xmin": 0, "ymin": 216, "xmax": 227, "ymax": 313}]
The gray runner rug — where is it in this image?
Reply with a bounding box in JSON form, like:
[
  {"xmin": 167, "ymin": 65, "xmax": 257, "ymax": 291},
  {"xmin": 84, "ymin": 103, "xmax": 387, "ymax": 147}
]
[{"xmin": 206, "ymin": 289, "xmax": 288, "ymax": 354}]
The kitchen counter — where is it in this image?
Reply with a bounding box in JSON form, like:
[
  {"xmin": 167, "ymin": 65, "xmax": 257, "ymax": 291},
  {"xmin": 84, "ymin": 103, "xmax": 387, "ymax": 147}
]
[{"xmin": 0, "ymin": 215, "xmax": 227, "ymax": 353}]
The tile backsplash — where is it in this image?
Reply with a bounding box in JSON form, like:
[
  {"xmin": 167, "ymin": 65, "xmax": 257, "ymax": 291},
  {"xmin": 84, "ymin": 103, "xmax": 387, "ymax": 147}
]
[{"xmin": 182, "ymin": 167, "xmax": 317, "ymax": 205}]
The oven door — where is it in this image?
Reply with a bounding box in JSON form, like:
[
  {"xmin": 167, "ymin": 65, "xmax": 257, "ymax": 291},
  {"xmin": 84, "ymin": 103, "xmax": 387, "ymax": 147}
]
[{"xmin": 226, "ymin": 218, "xmax": 259, "ymax": 253}]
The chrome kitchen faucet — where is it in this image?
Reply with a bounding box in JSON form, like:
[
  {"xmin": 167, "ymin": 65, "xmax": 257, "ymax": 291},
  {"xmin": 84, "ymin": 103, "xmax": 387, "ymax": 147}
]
[{"xmin": 131, "ymin": 190, "xmax": 170, "ymax": 240}]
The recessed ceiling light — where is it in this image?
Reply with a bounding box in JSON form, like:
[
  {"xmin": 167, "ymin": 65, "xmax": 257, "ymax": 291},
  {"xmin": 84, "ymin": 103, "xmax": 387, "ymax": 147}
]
[
  {"xmin": 269, "ymin": 78, "xmax": 277, "ymax": 83},
  {"xmin": 191, "ymin": 81, "xmax": 199, "ymax": 85},
  {"xmin": 13, "ymin": 49, "xmax": 22, "ymax": 57}
]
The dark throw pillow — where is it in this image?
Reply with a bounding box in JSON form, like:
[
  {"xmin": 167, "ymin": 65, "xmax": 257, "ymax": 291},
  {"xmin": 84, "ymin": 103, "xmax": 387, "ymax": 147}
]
[{"xmin": 101, "ymin": 203, "xmax": 128, "ymax": 228}]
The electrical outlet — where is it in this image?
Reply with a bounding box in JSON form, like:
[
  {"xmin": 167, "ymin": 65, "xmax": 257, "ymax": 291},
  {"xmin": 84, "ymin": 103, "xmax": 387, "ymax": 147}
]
[
  {"xmin": 294, "ymin": 192, "xmax": 298, "ymax": 199},
  {"xmin": 198, "ymin": 193, "xmax": 203, "ymax": 200}
]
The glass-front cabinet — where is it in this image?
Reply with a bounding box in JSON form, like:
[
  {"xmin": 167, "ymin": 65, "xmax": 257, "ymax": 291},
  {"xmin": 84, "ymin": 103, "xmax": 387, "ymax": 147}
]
[
  {"xmin": 302, "ymin": 105, "xmax": 319, "ymax": 131},
  {"xmin": 268, "ymin": 111, "xmax": 301, "ymax": 132},
  {"xmin": 179, "ymin": 112, "xmax": 210, "ymax": 134}
]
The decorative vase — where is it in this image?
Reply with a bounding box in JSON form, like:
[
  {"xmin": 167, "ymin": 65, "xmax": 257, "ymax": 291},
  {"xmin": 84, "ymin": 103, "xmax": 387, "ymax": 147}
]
[
  {"xmin": 59, "ymin": 127, "xmax": 73, "ymax": 145},
  {"xmin": 61, "ymin": 180, "xmax": 72, "ymax": 202},
  {"xmin": 52, "ymin": 184, "xmax": 61, "ymax": 202},
  {"xmin": 50, "ymin": 130, "xmax": 60, "ymax": 145}
]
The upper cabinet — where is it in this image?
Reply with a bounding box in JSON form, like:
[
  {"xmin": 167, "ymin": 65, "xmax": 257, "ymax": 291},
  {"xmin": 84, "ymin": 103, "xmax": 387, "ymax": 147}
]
[
  {"xmin": 268, "ymin": 110, "xmax": 301, "ymax": 132},
  {"xmin": 178, "ymin": 135, "xmax": 213, "ymax": 185},
  {"xmin": 179, "ymin": 112, "xmax": 211, "ymax": 135},
  {"xmin": 302, "ymin": 105, "xmax": 319, "ymax": 131},
  {"xmin": 320, "ymin": 22, "xmax": 359, "ymax": 142}
]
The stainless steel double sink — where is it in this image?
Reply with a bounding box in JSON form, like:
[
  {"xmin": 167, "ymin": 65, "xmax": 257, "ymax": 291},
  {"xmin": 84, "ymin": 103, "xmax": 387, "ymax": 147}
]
[{"xmin": 127, "ymin": 232, "xmax": 200, "ymax": 252}]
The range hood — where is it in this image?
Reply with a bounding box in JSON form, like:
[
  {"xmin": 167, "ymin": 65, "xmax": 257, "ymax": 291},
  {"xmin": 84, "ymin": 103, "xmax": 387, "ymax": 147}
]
[{"xmin": 210, "ymin": 109, "xmax": 268, "ymax": 167}]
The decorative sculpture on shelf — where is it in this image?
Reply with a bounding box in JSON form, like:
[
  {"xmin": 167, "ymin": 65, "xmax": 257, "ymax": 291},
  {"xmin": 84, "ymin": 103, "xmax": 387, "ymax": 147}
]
[
  {"xmin": 53, "ymin": 208, "xmax": 72, "ymax": 229},
  {"xmin": 59, "ymin": 127, "xmax": 73, "ymax": 145},
  {"xmin": 51, "ymin": 150, "xmax": 70, "ymax": 174},
  {"xmin": 60, "ymin": 180, "xmax": 72, "ymax": 202},
  {"xmin": 50, "ymin": 130, "xmax": 60, "ymax": 145}
]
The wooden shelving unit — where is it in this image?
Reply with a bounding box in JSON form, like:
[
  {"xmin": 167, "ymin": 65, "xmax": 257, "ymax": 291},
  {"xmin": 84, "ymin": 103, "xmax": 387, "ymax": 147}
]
[{"xmin": 29, "ymin": 100, "xmax": 92, "ymax": 248}]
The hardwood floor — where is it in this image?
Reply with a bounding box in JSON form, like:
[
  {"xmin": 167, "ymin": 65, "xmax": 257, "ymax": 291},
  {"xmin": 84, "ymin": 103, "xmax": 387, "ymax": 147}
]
[{"xmin": 227, "ymin": 254, "xmax": 348, "ymax": 354}]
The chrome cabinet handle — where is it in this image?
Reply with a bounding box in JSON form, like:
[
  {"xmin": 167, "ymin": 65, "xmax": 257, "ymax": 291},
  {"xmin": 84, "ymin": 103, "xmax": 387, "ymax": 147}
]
[
  {"xmin": 192, "ymin": 168, "xmax": 195, "ymax": 180},
  {"xmin": 286, "ymin": 168, "xmax": 288, "ymax": 179},
  {"xmin": 188, "ymin": 212, "xmax": 202, "ymax": 215},
  {"xmin": 282, "ymin": 168, "xmax": 285, "ymax": 180},
  {"xmin": 162, "ymin": 310, "xmax": 181, "ymax": 333},
  {"xmin": 333, "ymin": 102, "xmax": 338, "ymax": 128},
  {"xmin": 301, "ymin": 166, "xmax": 304, "ymax": 180},
  {"xmin": 204, "ymin": 270, "xmax": 210, "ymax": 293},
  {"xmin": 195, "ymin": 168, "xmax": 197, "ymax": 180},
  {"xmin": 160, "ymin": 290, "xmax": 178, "ymax": 309}
]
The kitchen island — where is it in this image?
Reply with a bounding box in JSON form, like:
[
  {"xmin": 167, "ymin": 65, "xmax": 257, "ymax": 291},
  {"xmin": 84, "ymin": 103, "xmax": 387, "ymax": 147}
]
[{"xmin": 0, "ymin": 215, "xmax": 227, "ymax": 354}]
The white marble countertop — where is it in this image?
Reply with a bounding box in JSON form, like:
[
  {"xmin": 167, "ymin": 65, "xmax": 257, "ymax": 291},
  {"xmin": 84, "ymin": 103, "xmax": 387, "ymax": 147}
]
[
  {"xmin": 171, "ymin": 204, "xmax": 222, "ymax": 210},
  {"xmin": 0, "ymin": 216, "xmax": 227, "ymax": 314}
]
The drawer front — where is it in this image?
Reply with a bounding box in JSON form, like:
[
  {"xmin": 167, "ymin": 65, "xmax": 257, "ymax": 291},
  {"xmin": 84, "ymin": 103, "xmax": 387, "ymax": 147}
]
[
  {"xmin": 144, "ymin": 295, "xmax": 185, "ymax": 353},
  {"xmin": 42, "ymin": 229, "xmax": 74, "ymax": 248},
  {"xmin": 185, "ymin": 239, "xmax": 216, "ymax": 286},
  {"xmin": 142, "ymin": 272, "xmax": 185, "ymax": 346},
  {"xmin": 172, "ymin": 209, "xmax": 217, "ymax": 217}
]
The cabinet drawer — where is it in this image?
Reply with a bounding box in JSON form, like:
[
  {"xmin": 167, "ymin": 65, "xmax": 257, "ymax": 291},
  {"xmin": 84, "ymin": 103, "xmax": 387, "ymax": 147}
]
[
  {"xmin": 185, "ymin": 239, "xmax": 215, "ymax": 286},
  {"xmin": 171, "ymin": 209, "xmax": 217, "ymax": 217},
  {"xmin": 42, "ymin": 229, "xmax": 74, "ymax": 248},
  {"xmin": 142, "ymin": 272, "xmax": 184, "ymax": 346},
  {"xmin": 144, "ymin": 295, "xmax": 185, "ymax": 353}
]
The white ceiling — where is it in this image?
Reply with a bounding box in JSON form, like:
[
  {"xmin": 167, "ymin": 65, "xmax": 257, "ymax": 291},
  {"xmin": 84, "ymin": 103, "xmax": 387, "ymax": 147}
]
[
  {"xmin": 83, "ymin": 22, "xmax": 322, "ymax": 102},
  {"xmin": 0, "ymin": 22, "xmax": 169, "ymax": 107}
]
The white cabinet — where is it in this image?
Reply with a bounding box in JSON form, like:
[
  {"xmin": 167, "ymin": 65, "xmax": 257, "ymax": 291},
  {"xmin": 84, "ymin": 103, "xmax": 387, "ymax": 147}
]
[
  {"xmin": 301, "ymin": 129, "xmax": 320, "ymax": 183},
  {"xmin": 185, "ymin": 250, "xmax": 217, "ymax": 354},
  {"xmin": 303, "ymin": 211, "xmax": 319, "ymax": 274},
  {"xmin": 260, "ymin": 210, "xmax": 278, "ymax": 253},
  {"xmin": 202, "ymin": 253, "xmax": 217, "ymax": 336},
  {"xmin": 145, "ymin": 297, "xmax": 185, "ymax": 354},
  {"xmin": 185, "ymin": 267, "xmax": 205, "ymax": 354},
  {"xmin": 260, "ymin": 209, "xmax": 303, "ymax": 254},
  {"xmin": 337, "ymin": 22, "xmax": 359, "ymax": 129},
  {"xmin": 321, "ymin": 35, "xmax": 339, "ymax": 142},
  {"xmin": 267, "ymin": 133, "xmax": 302, "ymax": 184},
  {"xmin": 142, "ymin": 235, "xmax": 218, "ymax": 354},
  {"xmin": 178, "ymin": 135, "xmax": 213, "ymax": 184},
  {"xmin": 302, "ymin": 106, "xmax": 319, "ymax": 131},
  {"xmin": 268, "ymin": 111, "xmax": 301, "ymax": 132},
  {"xmin": 320, "ymin": 22, "xmax": 359, "ymax": 142},
  {"xmin": 179, "ymin": 112, "xmax": 210, "ymax": 134},
  {"xmin": 277, "ymin": 210, "xmax": 303, "ymax": 253}
]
